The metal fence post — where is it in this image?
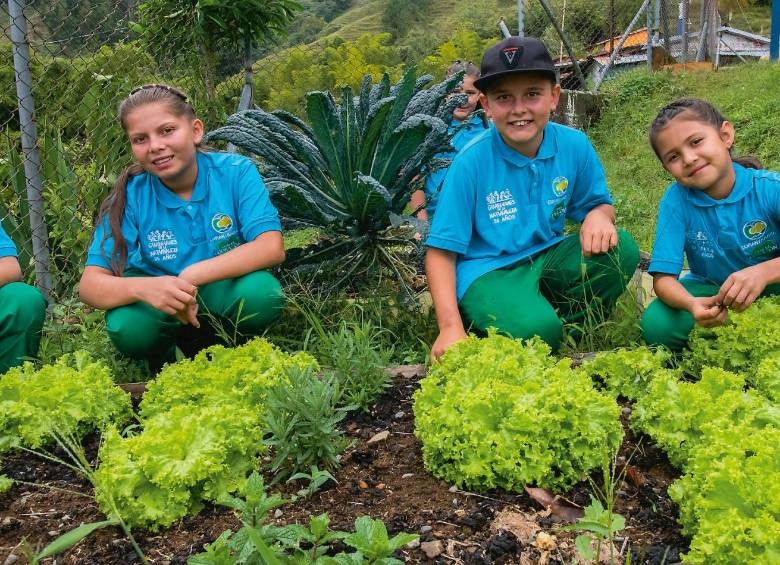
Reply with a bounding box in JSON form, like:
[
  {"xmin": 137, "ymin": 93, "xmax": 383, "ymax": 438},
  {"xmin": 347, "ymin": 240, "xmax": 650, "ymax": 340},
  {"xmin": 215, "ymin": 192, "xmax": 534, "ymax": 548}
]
[
  {"xmin": 537, "ymin": 0, "xmax": 587, "ymax": 91},
  {"xmin": 594, "ymin": 0, "xmax": 651, "ymax": 91},
  {"xmin": 770, "ymin": 0, "xmax": 778, "ymax": 60},
  {"xmin": 8, "ymin": 0, "xmax": 53, "ymax": 301},
  {"xmin": 680, "ymin": 0, "xmax": 688, "ymax": 64},
  {"xmin": 517, "ymin": 0, "xmax": 525, "ymax": 37},
  {"xmin": 647, "ymin": 1, "xmax": 654, "ymax": 72}
]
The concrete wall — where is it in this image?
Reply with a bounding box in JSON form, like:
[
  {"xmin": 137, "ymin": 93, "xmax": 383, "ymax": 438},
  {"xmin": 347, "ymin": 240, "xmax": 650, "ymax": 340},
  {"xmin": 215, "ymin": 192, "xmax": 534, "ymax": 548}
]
[{"xmin": 551, "ymin": 89, "xmax": 602, "ymax": 130}]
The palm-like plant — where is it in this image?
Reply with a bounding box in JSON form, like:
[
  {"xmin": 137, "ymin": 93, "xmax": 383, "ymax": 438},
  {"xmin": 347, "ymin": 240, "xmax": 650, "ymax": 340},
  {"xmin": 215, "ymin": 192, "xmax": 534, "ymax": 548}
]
[{"xmin": 206, "ymin": 67, "xmax": 464, "ymax": 287}]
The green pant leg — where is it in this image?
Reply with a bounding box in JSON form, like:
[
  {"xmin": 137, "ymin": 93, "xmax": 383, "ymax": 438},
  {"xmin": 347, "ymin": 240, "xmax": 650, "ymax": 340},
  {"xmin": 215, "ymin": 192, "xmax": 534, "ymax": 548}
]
[
  {"xmin": 197, "ymin": 270, "xmax": 285, "ymax": 338},
  {"xmin": 539, "ymin": 229, "xmax": 640, "ymax": 327},
  {"xmin": 641, "ymin": 279, "xmax": 780, "ymax": 350},
  {"xmin": 0, "ymin": 282, "xmax": 46, "ymax": 373},
  {"xmin": 460, "ymin": 259, "xmax": 564, "ymax": 350},
  {"xmin": 105, "ymin": 301, "xmax": 181, "ymax": 363}
]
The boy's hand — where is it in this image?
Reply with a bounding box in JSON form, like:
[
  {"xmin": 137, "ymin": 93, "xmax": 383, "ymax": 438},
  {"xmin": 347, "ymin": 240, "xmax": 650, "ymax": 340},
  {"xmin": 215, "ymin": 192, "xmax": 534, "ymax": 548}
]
[
  {"xmin": 689, "ymin": 296, "xmax": 727, "ymax": 327},
  {"xmin": 716, "ymin": 264, "xmax": 768, "ymax": 312},
  {"xmin": 580, "ymin": 207, "xmax": 618, "ymax": 257},
  {"xmin": 431, "ymin": 326, "xmax": 468, "ymax": 361}
]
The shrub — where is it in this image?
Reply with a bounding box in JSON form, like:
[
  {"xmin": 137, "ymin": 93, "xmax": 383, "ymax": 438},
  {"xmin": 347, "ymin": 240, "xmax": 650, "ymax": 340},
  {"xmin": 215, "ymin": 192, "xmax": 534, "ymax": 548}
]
[{"xmin": 413, "ymin": 331, "xmax": 623, "ymax": 492}]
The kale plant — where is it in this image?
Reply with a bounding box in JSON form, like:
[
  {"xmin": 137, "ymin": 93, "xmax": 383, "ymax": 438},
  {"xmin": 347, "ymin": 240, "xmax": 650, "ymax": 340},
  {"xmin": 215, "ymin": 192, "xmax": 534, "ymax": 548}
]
[{"xmin": 206, "ymin": 67, "xmax": 464, "ymax": 287}]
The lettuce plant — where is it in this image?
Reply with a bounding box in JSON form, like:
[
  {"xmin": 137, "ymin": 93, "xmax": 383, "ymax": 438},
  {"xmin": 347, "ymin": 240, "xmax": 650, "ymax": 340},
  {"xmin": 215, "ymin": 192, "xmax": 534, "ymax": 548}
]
[
  {"xmin": 631, "ymin": 367, "xmax": 780, "ymax": 469},
  {"xmin": 0, "ymin": 351, "xmax": 132, "ymax": 452},
  {"xmin": 683, "ymin": 295, "xmax": 780, "ymax": 379},
  {"xmin": 578, "ymin": 346, "xmax": 670, "ymax": 401},
  {"xmin": 94, "ymin": 338, "xmax": 319, "ymax": 530},
  {"xmin": 413, "ymin": 332, "xmax": 623, "ymax": 492},
  {"xmin": 669, "ymin": 424, "xmax": 780, "ymax": 564},
  {"xmin": 206, "ymin": 67, "xmax": 464, "ymax": 285}
]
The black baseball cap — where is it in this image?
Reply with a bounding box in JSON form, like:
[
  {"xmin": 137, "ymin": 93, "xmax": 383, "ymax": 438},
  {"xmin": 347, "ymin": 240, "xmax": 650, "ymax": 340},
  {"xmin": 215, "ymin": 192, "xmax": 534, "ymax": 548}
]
[{"xmin": 473, "ymin": 37, "xmax": 558, "ymax": 92}]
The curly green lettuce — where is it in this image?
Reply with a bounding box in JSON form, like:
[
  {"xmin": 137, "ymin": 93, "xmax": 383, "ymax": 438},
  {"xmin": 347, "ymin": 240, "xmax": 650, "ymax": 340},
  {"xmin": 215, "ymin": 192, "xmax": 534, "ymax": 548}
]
[
  {"xmin": 0, "ymin": 351, "xmax": 132, "ymax": 452},
  {"xmin": 413, "ymin": 332, "xmax": 623, "ymax": 492},
  {"xmin": 577, "ymin": 346, "xmax": 671, "ymax": 401}
]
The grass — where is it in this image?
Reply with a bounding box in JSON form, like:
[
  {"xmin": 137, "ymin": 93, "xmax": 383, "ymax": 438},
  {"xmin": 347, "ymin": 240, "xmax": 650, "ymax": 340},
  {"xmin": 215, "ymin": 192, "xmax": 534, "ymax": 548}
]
[{"xmin": 589, "ymin": 61, "xmax": 780, "ymax": 251}]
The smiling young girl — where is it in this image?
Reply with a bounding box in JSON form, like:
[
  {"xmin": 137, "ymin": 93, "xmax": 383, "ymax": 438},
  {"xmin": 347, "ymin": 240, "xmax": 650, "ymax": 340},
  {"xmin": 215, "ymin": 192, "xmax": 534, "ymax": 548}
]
[
  {"xmin": 79, "ymin": 84, "xmax": 285, "ymax": 368},
  {"xmin": 410, "ymin": 61, "xmax": 490, "ymax": 221},
  {"xmin": 641, "ymin": 98, "xmax": 780, "ymax": 350}
]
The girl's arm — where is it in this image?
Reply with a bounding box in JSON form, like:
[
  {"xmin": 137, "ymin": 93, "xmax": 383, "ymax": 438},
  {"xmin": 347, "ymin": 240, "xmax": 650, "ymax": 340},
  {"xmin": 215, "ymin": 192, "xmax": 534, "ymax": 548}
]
[
  {"xmin": 717, "ymin": 257, "xmax": 780, "ymax": 312},
  {"xmin": 653, "ymin": 273, "xmax": 726, "ymax": 327},
  {"xmin": 79, "ymin": 266, "xmax": 198, "ymax": 324},
  {"xmin": 410, "ymin": 189, "xmax": 429, "ymax": 221},
  {"xmin": 426, "ymin": 247, "xmax": 467, "ymax": 360},
  {"xmin": 0, "ymin": 256, "xmax": 22, "ymax": 287},
  {"xmin": 177, "ymin": 230, "xmax": 284, "ymax": 288}
]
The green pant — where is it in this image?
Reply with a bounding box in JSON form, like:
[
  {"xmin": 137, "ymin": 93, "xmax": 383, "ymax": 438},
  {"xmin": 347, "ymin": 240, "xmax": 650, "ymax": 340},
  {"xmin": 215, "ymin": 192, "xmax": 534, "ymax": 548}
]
[
  {"xmin": 460, "ymin": 230, "xmax": 640, "ymax": 351},
  {"xmin": 641, "ymin": 278, "xmax": 780, "ymax": 351},
  {"xmin": 0, "ymin": 282, "xmax": 47, "ymax": 373},
  {"xmin": 106, "ymin": 270, "xmax": 285, "ymax": 365}
]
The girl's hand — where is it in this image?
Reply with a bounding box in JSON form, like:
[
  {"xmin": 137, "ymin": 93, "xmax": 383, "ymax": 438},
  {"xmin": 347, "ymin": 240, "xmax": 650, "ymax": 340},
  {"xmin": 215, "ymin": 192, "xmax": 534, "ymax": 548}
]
[
  {"xmin": 689, "ymin": 296, "xmax": 727, "ymax": 327},
  {"xmin": 174, "ymin": 300, "xmax": 200, "ymax": 328},
  {"xmin": 135, "ymin": 276, "xmax": 198, "ymax": 321},
  {"xmin": 717, "ymin": 264, "xmax": 768, "ymax": 312}
]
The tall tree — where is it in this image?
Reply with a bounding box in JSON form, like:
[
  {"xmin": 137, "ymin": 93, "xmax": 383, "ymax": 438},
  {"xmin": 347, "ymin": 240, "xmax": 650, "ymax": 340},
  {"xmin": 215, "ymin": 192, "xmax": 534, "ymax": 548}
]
[{"xmin": 131, "ymin": 0, "xmax": 301, "ymax": 120}]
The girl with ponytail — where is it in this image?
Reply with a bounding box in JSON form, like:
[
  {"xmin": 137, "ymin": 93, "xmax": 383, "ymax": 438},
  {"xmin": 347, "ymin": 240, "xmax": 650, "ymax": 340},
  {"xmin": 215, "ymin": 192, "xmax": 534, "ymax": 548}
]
[{"xmin": 80, "ymin": 84, "xmax": 285, "ymax": 369}]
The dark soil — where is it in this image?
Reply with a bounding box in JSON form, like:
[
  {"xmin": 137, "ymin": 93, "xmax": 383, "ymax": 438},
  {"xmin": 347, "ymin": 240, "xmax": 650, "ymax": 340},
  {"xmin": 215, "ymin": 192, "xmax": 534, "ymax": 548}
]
[{"xmin": 0, "ymin": 366, "xmax": 687, "ymax": 564}]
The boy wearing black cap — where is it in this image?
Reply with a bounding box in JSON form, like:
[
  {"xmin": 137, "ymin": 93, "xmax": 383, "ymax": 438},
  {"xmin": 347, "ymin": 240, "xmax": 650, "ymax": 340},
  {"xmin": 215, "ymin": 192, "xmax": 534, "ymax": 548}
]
[{"xmin": 425, "ymin": 37, "xmax": 639, "ymax": 359}]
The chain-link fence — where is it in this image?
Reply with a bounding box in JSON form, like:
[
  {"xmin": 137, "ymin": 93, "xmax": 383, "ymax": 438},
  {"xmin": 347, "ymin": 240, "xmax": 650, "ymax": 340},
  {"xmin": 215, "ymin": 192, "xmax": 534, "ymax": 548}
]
[{"xmin": 0, "ymin": 0, "xmax": 766, "ymax": 301}]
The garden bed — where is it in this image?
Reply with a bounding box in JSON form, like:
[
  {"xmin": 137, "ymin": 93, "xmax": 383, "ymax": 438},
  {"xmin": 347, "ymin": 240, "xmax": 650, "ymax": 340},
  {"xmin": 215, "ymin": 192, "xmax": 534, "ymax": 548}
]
[{"xmin": 1, "ymin": 365, "xmax": 686, "ymax": 564}]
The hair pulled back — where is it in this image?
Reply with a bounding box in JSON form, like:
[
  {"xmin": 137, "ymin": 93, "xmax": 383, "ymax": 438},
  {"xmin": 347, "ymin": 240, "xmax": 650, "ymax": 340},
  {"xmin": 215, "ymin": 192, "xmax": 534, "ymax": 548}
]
[
  {"xmin": 648, "ymin": 97, "xmax": 762, "ymax": 170},
  {"xmin": 97, "ymin": 84, "xmax": 197, "ymax": 275}
]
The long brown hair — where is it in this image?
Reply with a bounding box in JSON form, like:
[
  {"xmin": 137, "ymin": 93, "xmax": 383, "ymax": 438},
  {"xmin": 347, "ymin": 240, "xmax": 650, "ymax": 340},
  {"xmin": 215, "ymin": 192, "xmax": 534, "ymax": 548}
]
[
  {"xmin": 648, "ymin": 97, "xmax": 763, "ymax": 170},
  {"xmin": 96, "ymin": 84, "xmax": 198, "ymax": 275}
]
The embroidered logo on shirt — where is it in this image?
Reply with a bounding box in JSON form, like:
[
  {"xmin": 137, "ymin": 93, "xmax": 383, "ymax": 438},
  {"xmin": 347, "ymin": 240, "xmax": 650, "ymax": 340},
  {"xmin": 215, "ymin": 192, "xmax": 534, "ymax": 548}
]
[
  {"xmin": 552, "ymin": 176, "xmax": 569, "ymax": 197},
  {"xmin": 551, "ymin": 201, "xmax": 566, "ymax": 221},
  {"xmin": 486, "ymin": 190, "xmax": 517, "ymax": 224},
  {"xmin": 743, "ymin": 219, "xmax": 767, "ymax": 240},
  {"xmin": 146, "ymin": 229, "xmax": 178, "ymax": 262},
  {"xmin": 211, "ymin": 213, "xmax": 234, "ymax": 233}
]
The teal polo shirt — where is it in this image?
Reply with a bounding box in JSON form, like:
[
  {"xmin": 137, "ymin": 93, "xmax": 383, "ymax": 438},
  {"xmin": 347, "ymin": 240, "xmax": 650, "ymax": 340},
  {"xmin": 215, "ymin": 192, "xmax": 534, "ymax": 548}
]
[
  {"xmin": 426, "ymin": 121, "xmax": 613, "ymax": 300},
  {"xmin": 0, "ymin": 221, "xmax": 17, "ymax": 258},
  {"xmin": 649, "ymin": 164, "xmax": 780, "ymax": 285},
  {"xmin": 87, "ymin": 152, "xmax": 281, "ymax": 275},
  {"xmin": 424, "ymin": 115, "xmax": 490, "ymax": 218}
]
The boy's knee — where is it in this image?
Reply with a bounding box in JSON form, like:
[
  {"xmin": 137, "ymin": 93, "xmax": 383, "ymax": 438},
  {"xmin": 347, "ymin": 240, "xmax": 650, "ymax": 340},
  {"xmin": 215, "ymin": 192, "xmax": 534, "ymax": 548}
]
[
  {"xmin": 640, "ymin": 299, "xmax": 692, "ymax": 351},
  {"xmin": 488, "ymin": 310, "xmax": 563, "ymax": 351}
]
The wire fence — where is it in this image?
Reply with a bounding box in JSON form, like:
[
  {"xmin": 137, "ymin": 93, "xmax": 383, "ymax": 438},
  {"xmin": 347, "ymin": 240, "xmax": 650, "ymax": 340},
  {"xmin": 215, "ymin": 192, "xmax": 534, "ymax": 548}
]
[{"xmin": 0, "ymin": 0, "xmax": 764, "ymax": 301}]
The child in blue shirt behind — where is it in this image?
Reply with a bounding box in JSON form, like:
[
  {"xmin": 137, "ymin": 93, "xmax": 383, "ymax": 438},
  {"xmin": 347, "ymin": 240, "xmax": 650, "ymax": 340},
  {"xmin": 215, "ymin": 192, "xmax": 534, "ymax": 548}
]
[
  {"xmin": 410, "ymin": 61, "xmax": 490, "ymax": 221},
  {"xmin": 79, "ymin": 84, "xmax": 286, "ymax": 368},
  {"xmin": 641, "ymin": 98, "xmax": 780, "ymax": 350},
  {"xmin": 425, "ymin": 37, "xmax": 639, "ymax": 358}
]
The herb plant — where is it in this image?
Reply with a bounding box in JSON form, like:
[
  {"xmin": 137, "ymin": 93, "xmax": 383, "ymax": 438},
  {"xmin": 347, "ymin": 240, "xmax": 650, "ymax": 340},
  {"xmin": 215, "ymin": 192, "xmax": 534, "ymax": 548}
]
[
  {"xmin": 413, "ymin": 331, "xmax": 623, "ymax": 492},
  {"xmin": 206, "ymin": 67, "xmax": 464, "ymax": 287},
  {"xmin": 263, "ymin": 366, "xmax": 351, "ymax": 479}
]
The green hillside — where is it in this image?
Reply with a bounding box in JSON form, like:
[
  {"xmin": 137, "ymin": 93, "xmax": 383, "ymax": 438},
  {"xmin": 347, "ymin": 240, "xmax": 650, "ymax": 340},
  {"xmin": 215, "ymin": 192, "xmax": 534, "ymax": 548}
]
[{"xmin": 590, "ymin": 62, "xmax": 780, "ymax": 251}]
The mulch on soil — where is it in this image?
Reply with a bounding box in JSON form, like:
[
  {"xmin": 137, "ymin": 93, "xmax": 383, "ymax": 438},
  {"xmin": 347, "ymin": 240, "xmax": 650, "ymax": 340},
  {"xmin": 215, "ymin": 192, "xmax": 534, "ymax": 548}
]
[{"xmin": 1, "ymin": 366, "xmax": 687, "ymax": 564}]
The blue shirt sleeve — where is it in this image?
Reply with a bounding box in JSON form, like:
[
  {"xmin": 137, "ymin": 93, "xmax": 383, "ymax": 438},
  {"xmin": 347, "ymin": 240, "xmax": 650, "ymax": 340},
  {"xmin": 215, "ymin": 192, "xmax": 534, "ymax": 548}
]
[
  {"xmin": 234, "ymin": 159, "xmax": 282, "ymax": 242},
  {"xmin": 425, "ymin": 154, "xmax": 476, "ymax": 254},
  {"xmin": 565, "ymin": 134, "xmax": 613, "ymax": 223},
  {"xmin": 0, "ymin": 220, "xmax": 17, "ymax": 258},
  {"xmin": 86, "ymin": 204, "xmax": 140, "ymax": 270},
  {"xmin": 648, "ymin": 187, "xmax": 686, "ymax": 276}
]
